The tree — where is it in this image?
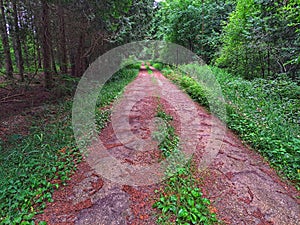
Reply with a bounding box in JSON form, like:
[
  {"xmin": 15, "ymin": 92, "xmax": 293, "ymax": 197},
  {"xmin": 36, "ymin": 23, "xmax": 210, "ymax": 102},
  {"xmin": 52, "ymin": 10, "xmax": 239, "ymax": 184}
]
[
  {"xmin": 0, "ymin": 0, "xmax": 13, "ymax": 79},
  {"xmin": 109, "ymin": 0, "xmax": 155, "ymax": 43},
  {"xmin": 12, "ymin": 0, "xmax": 24, "ymax": 81},
  {"xmin": 0, "ymin": 0, "xmax": 156, "ymax": 85},
  {"xmin": 57, "ymin": 0, "xmax": 67, "ymax": 74},
  {"xmin": 152, "ymin": 0, "xmax": 234, "ymax": 63},
  {"xmin": 41, "ymin": 0, "xmax": 52, "ymax": 88},
  {"xmin": 216, "ymin": 0, "xmax": 300, "ymax": 80}
]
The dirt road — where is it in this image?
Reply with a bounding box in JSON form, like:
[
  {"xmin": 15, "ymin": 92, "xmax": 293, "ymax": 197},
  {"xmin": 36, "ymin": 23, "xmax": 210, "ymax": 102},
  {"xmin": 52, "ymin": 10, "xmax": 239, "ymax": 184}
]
[{"xmin": 36, "ymin": 66, "xmax": 299, "ymax": 225}]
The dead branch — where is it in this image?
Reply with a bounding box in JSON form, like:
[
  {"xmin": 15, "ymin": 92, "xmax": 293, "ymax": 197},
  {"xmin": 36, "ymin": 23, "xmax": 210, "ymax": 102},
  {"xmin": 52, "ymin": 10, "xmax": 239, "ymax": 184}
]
[{"xmin": 0, "ymin": 93, "xmax": 24, "ymax": 102}]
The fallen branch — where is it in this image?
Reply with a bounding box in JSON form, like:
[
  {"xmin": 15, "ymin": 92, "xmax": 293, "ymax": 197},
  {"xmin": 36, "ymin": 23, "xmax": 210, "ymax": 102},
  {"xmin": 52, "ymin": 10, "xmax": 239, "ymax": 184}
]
[
  {"xmin": 0, "ymin": 93, "xmax": 24, "ymax": 102},
  {"xmin": 0, "ymin": 99, "xmax": 23, "ymax": 104}
]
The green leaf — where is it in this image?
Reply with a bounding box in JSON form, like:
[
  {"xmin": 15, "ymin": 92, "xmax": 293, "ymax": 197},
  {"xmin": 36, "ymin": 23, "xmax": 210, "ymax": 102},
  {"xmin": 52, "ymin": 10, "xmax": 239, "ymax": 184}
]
[
  {"xmin": 178, "ymin": 207, "xmax": 189, "ymax": 218},
  {"xmin": 38, "ymin": 221, "xmax": 47, "ymax": 225}
]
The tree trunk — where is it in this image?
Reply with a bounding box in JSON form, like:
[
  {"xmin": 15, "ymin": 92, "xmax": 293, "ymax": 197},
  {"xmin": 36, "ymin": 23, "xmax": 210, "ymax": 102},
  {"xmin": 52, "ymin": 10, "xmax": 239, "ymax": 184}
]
[
  {"xmin": 12, "ymin": 0, "xmax": 24, "ymax": 81},
  {"xmin": 41, "ymin": 0, "xmax": 52, "ymax": 89},
  {"xmin": 259, "ymin": 50, "xmax": 265, "ymax": 78},
  {"xmin": 37, "ymin": 45, "xmax": 42, "ymax": 69},
  {"xmin": 58, "ymin": 3, "xmax": 68, "ymax": 74},
  {"xmin": 70, "ymin": 48, "xmax": 76, "ymax": 77},
  {"xmin": 19, "ymin": 12, "xmax": 30, "ymax": 69},
  {"xmin": 75, "ymin": 33, "xmax": 85, "ymax": 77},
  {"xmin": 201, "ymin": 0, "xmax": 204, "ymax": 57},
  {"xmin": 0, "ymin": 0, "xmax": 13, "ymax": 80},
  {"xmin": 51, "ymin": 46, "xmax": 58, "ymax": 75},
  {"xmin": 22, "ymin": 38, "xmax": 30, "ymax": 69},
  {"xmin": 34, "ymin": 29, "xmax": 42, "ymax": 70}
]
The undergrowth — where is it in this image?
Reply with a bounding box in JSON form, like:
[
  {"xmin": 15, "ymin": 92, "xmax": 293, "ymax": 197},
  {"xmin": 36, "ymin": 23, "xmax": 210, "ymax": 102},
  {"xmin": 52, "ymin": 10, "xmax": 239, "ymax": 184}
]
[
  {"xmin": 161, "ymin": 65, "xmax": 300, "ymax": 189},
  {"xmin": 152, "ymin": 106, "xmax": 219, "ymax": 225},
  {"xmin": 0, "ymin": 67, "xmax": 139, "ymax": 224}
]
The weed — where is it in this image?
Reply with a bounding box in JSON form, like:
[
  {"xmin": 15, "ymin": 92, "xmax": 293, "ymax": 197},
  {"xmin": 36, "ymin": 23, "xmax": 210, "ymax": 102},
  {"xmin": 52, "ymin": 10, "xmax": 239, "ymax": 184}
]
[{"xmin": 153, "ymin": 106, "xmax": 219, "ymax": 225}]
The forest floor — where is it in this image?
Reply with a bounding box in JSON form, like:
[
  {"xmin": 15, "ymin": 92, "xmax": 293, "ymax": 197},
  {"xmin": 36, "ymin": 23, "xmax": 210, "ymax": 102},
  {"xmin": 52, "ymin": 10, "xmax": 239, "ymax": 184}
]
[
  {"xmin": 1, "ymin": 67, "xmax": 299, "ymax": 224},
  {"xmin": 0, "ymin": 82, "xmax": 52, "ymax": 141},
  {"xmin": 0, "ymin": 73, "xmax": 74, "ymax": 142}
]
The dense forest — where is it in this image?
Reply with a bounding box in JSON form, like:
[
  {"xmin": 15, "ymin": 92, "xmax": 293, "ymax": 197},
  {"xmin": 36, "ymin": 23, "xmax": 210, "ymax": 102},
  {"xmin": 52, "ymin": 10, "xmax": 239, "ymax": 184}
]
[
  {"xmin": 0, "ymin": 0, "xmax": 299, "ymax": 85},
  {"xmin": 0, "ymin": 0, "xmax": 155, "ymax": 88},
  {"xmin": 0, "ymin": 0, "xmax": 299, "ymax": 224}
]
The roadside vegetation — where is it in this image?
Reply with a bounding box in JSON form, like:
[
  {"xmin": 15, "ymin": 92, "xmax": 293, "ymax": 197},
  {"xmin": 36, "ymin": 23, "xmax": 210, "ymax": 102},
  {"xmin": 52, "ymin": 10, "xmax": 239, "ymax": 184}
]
[
  {"xmin": 156, "ymin": 64, "xmax": 299, "ymax": 189},
  {"xmin": 0, "ymin": 67, "xmax": 139, "ymax": 224}
]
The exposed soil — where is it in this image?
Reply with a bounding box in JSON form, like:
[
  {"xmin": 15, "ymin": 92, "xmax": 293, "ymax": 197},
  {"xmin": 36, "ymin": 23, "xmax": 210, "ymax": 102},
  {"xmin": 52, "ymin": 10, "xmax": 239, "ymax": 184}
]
[
  {"xmin": 25, "ymin": 67, "xmax": 300, "ymax": 224},
  {"xmin": 0, "ymin": 85, "xmax": 50, "ymax": 141},
  {"xmin": 0, "ymin": 76, "xmax": 74, "ymax": 142}
]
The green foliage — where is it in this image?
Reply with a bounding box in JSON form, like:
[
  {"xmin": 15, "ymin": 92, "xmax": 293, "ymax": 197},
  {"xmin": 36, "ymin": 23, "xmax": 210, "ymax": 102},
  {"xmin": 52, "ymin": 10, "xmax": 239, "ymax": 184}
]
[
  {"xmin": 0, "ymin": 102, "xmax": 79, "ymax": 224},
  {"xmin": 0, "ymin": 81, "xmax": 9, "ymax": 88},
  {"xmin": 178, "ymin": 76, "xmax": 209, "ymax": 108},
  {"xmin": 108, "ymin": 0, "xmax": 155, "ymax": 43},
  {"xmin": 120, "ymin": 56, "xmax": 142, "ymax": 70},
  {"xmin": 216, "ymin": 0, "xmax": 300, "ymax": 80},
  {"xmin": 213, "ymin": 67, "xmax": 300, "ymax": 185},
  {"xmin": 152, "ymin": 106, "xmax": 178, "ymax": 158},
  {"xmin": 152, "ymin": 62, "xmax": 164, "ymax": 71},
  {"xmin": 0, "ymin": 68, "xmax": 139, "ymax": 224},
  {"xmin": 125, "ymin": 63, "xmax": 142, "ymax": 70},
  {"xmin": 153, "ymin": 107, "xmax": 218, "ymax": 224},
  {"xmin": 95, "ymin": 109, "xmax": 111, "ymax": 132},
  {"xmin": 163, "ymin": 65, "xmax": 300, "ymax": 188},
  {"xmin": 152, "ymin": 0, "xmax": 234, "ymax": 63},
  {"xmin": 162, "ymin": 64, "xmax": 226, "ymax": 119},
  {"xmin": 96, "ymin": 68, "xmax": 138, "ymax": 107},
  {"xmin": 153, "ymin": 167, "xmax": 218, "ymax": 225},
  {"xmin": 145, "ymin": 63, "xmax": 153, "ymax": 74}
]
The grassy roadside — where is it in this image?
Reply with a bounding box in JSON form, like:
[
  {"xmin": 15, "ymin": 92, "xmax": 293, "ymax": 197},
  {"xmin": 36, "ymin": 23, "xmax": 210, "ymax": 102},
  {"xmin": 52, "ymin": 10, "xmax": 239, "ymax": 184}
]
[
  {"xmin": 155, "ymin": 63, "xmax": 300, "ymax": 189},
  {"xmin": 0, "ymin": 66, "xmax": 139, "ymax": 224},
  {"xmin": 152, "ymin": 105, "xmax": 219, "ymax": 225}
]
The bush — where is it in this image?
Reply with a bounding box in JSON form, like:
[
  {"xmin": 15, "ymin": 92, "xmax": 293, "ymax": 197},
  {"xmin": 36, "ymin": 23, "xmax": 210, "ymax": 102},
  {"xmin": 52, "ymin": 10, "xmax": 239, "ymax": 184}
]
[
  {"xmin": 120, "ymin": 56, "xmax": 142, "ymax": 70},
  {"xmin": 152, "ymin": 63, "xmax": 163, "ymax": 71},
  {"xmin": 125, "ymin": 62, "xmax": 142, "ymax": 70}
]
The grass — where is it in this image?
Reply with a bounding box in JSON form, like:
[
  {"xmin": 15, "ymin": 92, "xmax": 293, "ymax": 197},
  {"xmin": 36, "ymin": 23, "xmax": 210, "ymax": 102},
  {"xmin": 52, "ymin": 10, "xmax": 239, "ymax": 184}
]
[
  {"xmin": 161, "ymin": 64, "xmax": 300, "ymax": 189},
  {"xmin": 152, "ymin": 106, "xmax": 219, "ymax": 225},
  {"xmin": 145, "ymin": 63, "xmax": 153, "ymax": 74},
  {"xmin": 0, "ymin": 66, "xmax": 139, "ymax": 224}
]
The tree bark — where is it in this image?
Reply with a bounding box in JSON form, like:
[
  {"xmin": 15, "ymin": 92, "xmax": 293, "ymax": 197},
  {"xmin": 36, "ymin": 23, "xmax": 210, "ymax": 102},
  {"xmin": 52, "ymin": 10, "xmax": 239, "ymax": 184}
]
[
  {"xmin": 201, "ymin": 0, "xmax": 204, "ymax": 57},
  {"xmin": 75, "ymin": 33, "xmax": 85, "ymax": 77},
  {"xmin": 41, "ymin": 0, "xmax": 52, "ymax": 88},
  {"xmin": 58, "ymin": 3, "xmax": 68, "ymax": 74},
  {"xmin": 12, "ymin": 0, "xmax": 24, "ymax": 81},
  {"xmin": 51, "ymin": 47, "xmax": 58, "ymax": 75},
  {"xmin": 70, "ymin": 48, "xmax": 76, "ymax": 77},
  {"xmin": 0, "ymin": 0, "xmax": 13, "ymax": 80}
]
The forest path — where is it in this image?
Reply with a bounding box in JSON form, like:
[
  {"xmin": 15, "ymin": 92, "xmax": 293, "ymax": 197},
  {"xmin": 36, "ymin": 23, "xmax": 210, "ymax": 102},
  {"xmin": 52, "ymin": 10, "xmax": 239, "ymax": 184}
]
[{"xmin": 36, "ymin": 66, "xmax": 299, "ymax": 225}]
